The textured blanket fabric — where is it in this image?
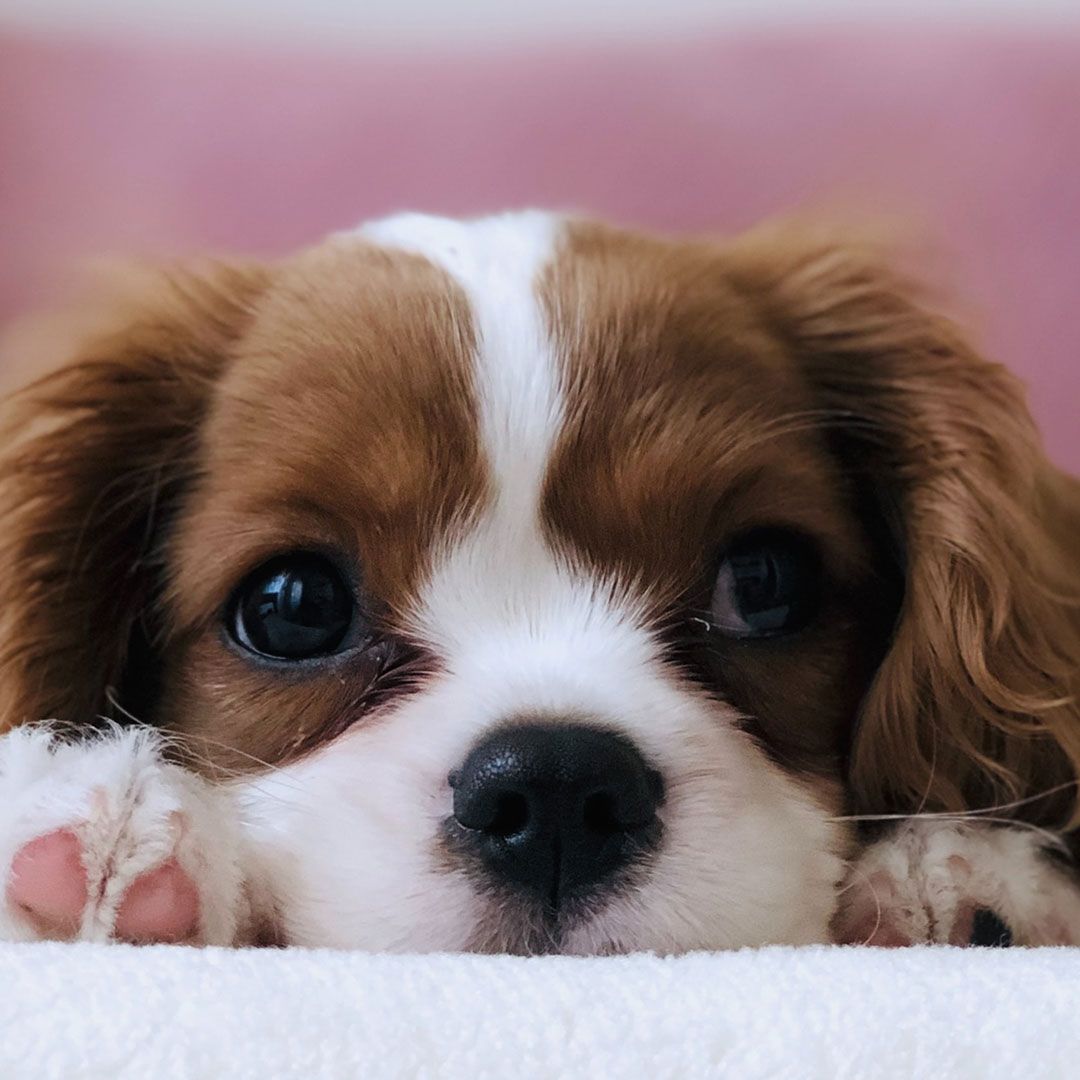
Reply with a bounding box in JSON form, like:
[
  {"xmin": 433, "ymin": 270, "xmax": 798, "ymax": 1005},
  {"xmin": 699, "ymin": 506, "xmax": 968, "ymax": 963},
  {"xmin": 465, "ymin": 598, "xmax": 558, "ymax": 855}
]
[{"xmin": 0, "ymin": 944, "xmax": 1075, "ymax": 1078}]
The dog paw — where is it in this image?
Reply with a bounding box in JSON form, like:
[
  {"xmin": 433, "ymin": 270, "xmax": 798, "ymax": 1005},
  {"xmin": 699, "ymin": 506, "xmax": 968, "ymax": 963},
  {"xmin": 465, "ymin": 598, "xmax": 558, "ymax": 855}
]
[
  {"xmin": 0, "ymin": 726, "xmax": 247, "ymax": 944},
  {"xmin": 833, "ymin": 820, "xmax": 1080, "ymax": 947}
]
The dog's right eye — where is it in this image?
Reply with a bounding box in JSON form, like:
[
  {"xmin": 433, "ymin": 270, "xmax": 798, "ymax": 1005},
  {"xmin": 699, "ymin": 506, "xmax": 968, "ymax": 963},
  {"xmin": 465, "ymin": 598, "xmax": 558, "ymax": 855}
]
[
  {"xmin": 707, "ymin": 529, "xmax": 821, "ymax": 639},
  {"xmin": 229, "ymin": 554, "xmax": 356, "ymax": 660}
]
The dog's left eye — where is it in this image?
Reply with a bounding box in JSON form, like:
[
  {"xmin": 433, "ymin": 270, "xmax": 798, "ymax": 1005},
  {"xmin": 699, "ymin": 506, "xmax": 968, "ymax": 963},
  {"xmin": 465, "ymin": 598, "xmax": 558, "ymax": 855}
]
[
  {"xmin": 708, "ymin": 530, "xmax": 820, "ymax": 639},
  {"xmin": 229, "ymin": 554, "xmax": 356, "ymax": 660}
]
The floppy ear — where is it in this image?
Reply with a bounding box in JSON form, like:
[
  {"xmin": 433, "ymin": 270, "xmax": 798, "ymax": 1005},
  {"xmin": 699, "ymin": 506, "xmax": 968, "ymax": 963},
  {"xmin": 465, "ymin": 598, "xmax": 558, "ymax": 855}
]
[
  {"xmin": 725, "ymin": 222, "xmax": 1080, "ymax": 828},
  {"xmin": 0, "ymin": 262, "xmax": 268, "ymax": 733}
]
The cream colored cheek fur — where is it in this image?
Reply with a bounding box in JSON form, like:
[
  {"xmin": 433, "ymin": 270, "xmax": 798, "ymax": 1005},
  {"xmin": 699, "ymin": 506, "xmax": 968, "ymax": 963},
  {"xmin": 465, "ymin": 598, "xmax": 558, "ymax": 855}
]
[{"xmin": 232, "ymin": 582, "xmax": 847, "ymax": 952}]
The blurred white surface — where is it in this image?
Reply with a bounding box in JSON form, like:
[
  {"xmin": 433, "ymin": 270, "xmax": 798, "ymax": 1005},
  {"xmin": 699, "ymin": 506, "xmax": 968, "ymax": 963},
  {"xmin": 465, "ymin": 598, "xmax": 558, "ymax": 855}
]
[{"xmin": 2, "ymin": 0, "xmax": 1079, "ymax": 46}]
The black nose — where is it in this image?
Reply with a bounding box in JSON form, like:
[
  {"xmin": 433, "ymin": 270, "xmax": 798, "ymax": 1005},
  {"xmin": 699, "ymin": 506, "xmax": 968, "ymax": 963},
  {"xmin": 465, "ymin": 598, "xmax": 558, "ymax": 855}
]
[{"xmin": 449, "ymin": 724, "xmax": 664, "ymax": 910}]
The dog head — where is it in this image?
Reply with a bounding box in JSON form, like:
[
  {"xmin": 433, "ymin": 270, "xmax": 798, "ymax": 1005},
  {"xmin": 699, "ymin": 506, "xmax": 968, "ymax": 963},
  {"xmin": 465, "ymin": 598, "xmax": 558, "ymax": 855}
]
[{"xmin": 2, "ymin": 212, "xmax": 1076, "ymax": 952}]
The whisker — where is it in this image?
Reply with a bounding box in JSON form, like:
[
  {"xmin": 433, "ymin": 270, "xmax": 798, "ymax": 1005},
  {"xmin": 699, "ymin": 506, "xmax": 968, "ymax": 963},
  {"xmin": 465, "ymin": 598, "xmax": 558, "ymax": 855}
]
[
  {"xmin": 828, "ymin": 778, "xmax": 1080, "ymax": 826},
  {"xmin": 834, "ymin": 859, "xmax": 886, "ymax": 947},
  {"xmin": 830, "ymin": 785, "xmax": 1080, "ymax": 861},
  {"xmin": 915, "ymin": 733, "xmax": 939, "ymax": 818},
  {"xmin": 99, "ymin": 690, "xmax": 310, "ymax": 797},
  {"xmin": 164, "ymin": 730, "xmax": 311, "ymax": 795}
]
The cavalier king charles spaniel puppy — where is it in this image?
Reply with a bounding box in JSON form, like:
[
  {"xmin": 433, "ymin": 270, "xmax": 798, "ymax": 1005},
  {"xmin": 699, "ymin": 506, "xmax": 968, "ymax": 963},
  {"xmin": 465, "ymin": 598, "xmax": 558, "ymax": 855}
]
[{"xmin": 0, "ymin": 212, "xmax": 1077, "ymax": 952}]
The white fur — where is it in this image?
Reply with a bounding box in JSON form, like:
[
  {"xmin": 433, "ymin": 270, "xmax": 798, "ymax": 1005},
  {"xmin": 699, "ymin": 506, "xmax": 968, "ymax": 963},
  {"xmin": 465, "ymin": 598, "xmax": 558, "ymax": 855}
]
[
  {"xmin": 835, "ymin": 819, "xmax": 1080, "ymax": 946},
  {"xmin": 233, "ymin": 582, "xmax": 846, "ymax": 950},
  {"xmin": 0, "ymin": 726, "xmax": 246, "ymax": 944},
  {"xmin": 359, "ymin": 209, "xmax": 564, "ymax": 522}
]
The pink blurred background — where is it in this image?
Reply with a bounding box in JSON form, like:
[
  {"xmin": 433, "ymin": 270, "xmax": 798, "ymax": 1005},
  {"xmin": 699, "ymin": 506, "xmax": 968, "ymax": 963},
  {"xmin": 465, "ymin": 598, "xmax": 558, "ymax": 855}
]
[{"xmin": 1, "ymin": 6, "xmax": 1078, "ymax": 468}]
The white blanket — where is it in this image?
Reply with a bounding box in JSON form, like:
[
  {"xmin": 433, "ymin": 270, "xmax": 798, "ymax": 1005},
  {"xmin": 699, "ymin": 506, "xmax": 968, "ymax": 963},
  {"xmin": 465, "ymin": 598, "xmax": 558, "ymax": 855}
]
[{"xmin": 1, "ymin": 943, "xmax": 1075, "ymax": 1079}]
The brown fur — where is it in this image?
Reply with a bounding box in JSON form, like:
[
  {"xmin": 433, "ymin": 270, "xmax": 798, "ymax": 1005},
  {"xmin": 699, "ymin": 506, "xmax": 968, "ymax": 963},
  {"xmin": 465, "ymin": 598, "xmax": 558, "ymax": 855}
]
[
  {"xmin": 540, "ymin": 222, "xmax": 894, "ymax": 776},
  {"xmin": 0, "ymin": 261, "xmax": 269, "ymax": 733},
  {"xmin": 0, "ymin": 217, "xmax": 1077, "ymax": 842},
  {"xmin": 724, "ymin": 220, "xmax": 1080, "ymax": 827},
  {"xmin": 157, "ymin": 239, "xmax": 487, "ymax": 769}
]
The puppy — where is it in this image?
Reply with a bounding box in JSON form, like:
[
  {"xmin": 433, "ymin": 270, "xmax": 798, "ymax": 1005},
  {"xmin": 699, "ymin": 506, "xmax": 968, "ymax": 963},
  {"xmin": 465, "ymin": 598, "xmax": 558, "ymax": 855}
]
[{"xmin": 0, "ymin": 212, "xmax": 1077, "ymax": 952}]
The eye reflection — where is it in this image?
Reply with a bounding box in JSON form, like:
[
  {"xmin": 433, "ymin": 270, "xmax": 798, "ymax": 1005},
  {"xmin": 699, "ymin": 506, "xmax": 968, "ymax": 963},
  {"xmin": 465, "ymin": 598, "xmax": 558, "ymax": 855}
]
[
  {"xmin": 230, "ymin": 554, "xmax": 356, "ymax": 660},
  {"xmin": 708, "ymin": 530, "xmax": 821, "ymax": 639}
]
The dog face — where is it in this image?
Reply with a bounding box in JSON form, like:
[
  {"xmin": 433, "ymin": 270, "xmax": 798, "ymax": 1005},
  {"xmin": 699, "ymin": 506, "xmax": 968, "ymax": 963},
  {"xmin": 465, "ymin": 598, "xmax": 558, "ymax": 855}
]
[{"xmin": 2, "ymin": 212, "xmax": 1077, "ymax": 953}]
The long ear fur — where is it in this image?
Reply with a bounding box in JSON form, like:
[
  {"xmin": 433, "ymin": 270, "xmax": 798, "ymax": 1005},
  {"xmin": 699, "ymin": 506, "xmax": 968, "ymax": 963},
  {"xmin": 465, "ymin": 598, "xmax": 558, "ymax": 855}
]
[
  {"xmin": 0, "ymin": 262, "xmax": 268, "ymax": 733},
  {"xmin": 726, "ymin": 222, "xmax": 1080, "ymax": 828}
]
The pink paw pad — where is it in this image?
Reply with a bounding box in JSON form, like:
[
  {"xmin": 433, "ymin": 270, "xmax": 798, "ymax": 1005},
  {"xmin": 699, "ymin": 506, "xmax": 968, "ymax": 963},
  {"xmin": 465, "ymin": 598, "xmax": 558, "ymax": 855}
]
[
  {"xmin": 833, "ymin": 870, "xmax": 915, "ymax": 947},
  {"xmin": 6, "ymin": 830, "xmax": 200, "ymax": 943},
  {"xmin": 6, "ymin": 829, "xmax": 88, "ymax": 938},
  {"xmin": 115, "ymin": 858, "xmax": 200, "ymax": 944},
  {"xmin": 834, "ymin": 913, "xmax": 915, "ymax": 947}
]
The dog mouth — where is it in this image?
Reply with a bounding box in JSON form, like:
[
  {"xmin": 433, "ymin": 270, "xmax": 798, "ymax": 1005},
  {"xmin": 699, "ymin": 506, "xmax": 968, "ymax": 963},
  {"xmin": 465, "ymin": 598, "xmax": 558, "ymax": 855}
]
[
  {"xmin": 437, "ymin": 820, "xmax": 658, "ymax": 957},
  {"xmin": 461, "ymin": 890, "xmax": 627, "ymax": 957}
]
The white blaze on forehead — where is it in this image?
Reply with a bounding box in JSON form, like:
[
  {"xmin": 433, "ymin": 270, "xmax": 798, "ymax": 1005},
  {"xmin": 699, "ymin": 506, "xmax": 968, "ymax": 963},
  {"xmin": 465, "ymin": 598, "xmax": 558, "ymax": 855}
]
[
  {"xmin": 359, "ymin": 211, "xmax": 564, "ymax": 519},
  {"xmin": 358, "ymin": 211, "xmax": 629, "ymax": 661}
]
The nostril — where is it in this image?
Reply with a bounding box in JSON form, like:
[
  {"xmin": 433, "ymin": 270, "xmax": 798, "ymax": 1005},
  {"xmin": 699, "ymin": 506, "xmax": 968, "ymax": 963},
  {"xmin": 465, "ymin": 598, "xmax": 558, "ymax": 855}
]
[
  {"xmin": 487, "ymin": 792, "xmax": 530, "ymax": 838},
  {"xmin": 452, "ymin": 777, "xmax": 532, "ymax": 838},
  {"xmin": 582, "ymin": 783, "xmax": 660, "ymax": 836}
]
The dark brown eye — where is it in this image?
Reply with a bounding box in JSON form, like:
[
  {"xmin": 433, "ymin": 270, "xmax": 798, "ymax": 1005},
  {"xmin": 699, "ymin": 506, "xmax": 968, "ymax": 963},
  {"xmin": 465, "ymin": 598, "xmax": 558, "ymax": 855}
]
[
  {"xmin": 230, "ymin": 554, "xmax": 356, "ymax": 660},
  {"xmin": 709, "ymin": 530, "xmax": 821, "ymax": 639}
]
